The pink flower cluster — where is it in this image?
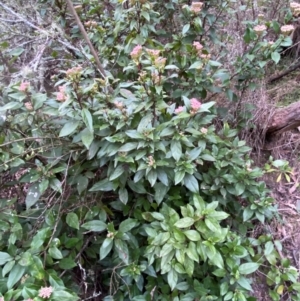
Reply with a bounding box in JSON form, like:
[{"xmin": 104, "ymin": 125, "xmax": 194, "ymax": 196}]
[
  {"xmin": 146, "ymin": 49, "xmax": 160, "ymax": 58},
  {"xmin": 19, "ymin": 81, "xmax": 30, "ymax": 92},
  {"xmin": 193, "ymin": 41, "xmax": 203, "ymax": 56},
  {"xmin": 175, "ymin": 106, "xmax": 184, "ymax": 114},
  {"xmin": 66, "ymin": 66, "xmax": 82, "ymax": 77},
  {"xmin": 114, "ymin": 101, "xmax": 124, "ymax": 109},
  {"xmin": 154, "ymin": 57, "xmax": 166, "ymax": 69},
  {"xmin": 57, "ymin": 86, "xmax": 67, "ymax": 102},
  {"xmin": 39, "ymin": 286, "xmax": 53, "ymax": 298},
  {"xmin": 190, "ymin": 98, "xmax": 202, "ymax": 111},
  {"xmin": 191, "ymin": 2, "xmax": 203, "ymax": 13},
  {"xmin": 151, "ymin": 72, "xmax": 160, "ymax": 84},
  {"xmin": 130, "ymin": 45, "xmax": 143, "ymax": 60}
]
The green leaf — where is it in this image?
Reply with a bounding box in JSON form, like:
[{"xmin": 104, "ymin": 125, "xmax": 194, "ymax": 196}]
[
  {"xmin": 154, "ymin": 182, "xmax": 168, "ymax": 205},
  {"xmin": 207, "ymin": 211, "xmax": 229, "ymax": 220},
  {"xmin": 205, "ymin": 218, "xmax": 220, "ymax": 233},
  {"xmin": 119, "ymin": 187, "xmax": 128, "ymax": 204},
  {"xmin": 89, "ymin": 179, "xmax": 117, "ymax": 191},
  {"xmin": 271, "ymin": 52, "xmax": 280, "ymax": 64},
  {"xmin": 59, "ymin": 121, "xmax": 80, "ymax": 137},
  {"xmin": 184, "ymin": 174, "xmax": 199, "ymax": 193},
  {"xmin": 174, "ymin": 217, "xmax": 194, "ymax": 228},
  {"xmin": 243, "ymin": 207, "xmax": 253, "ymax": 221},
  {"xmin": 171, "ymin": 140, "xmax": 182, "ymax": 161},
  {"xmin": 58, "ymin": 258, "xmax": 77, "ymax": 270},
  {"xmin": 186, "ymin": 242, "xmax": 199, "ymax": 262},
  {"xmin": 184, "ymin": 256, "xmax": 194, "ymax": 277},
  {"xmin": 49, "ymin": 247, "xmax": 63, "ymax": 259},
  {"xmin": 66, "ymin": 212, "xmax": 79, "ymax": 230},
  {"xmin": 189, "ymin": 61, "xmax": 203, "ymax": 69},
  {"xmin": 52, "ymin": 290, "xmax": 78, "ymax": 301},
  {"xmin": 137, "ymin": 114, "xmax": 153, "ymax": 132},
  {"xmin": 119, "ymin": 142, "xmax": 138, "ymax": 152},
  {"xmin": 115, "ymin": 239, "xmax": 129, "ymax": 264},
  {"xmin": 168, "ymin": 268, "xmax": 178, "ymax": 291},
  {"xmin": 182, "ymin": 24, "xmax": 190, "ymax": 35},
  {"xmin": 25, "ymin": 183, "xmax": 41, "ymax": 209},
  {"xmin": 0, "ymin": 102, "xmax": 22, "ymax": 111},
  {"xmin": 31, "ymin": 228, "xmax": 50, "ymax": 249},
  {"xmin": 141, "ymin": 10, "xmax": 150, "ymax": 21},
  {"xmin": 125, "ymin": 130, "xmax": 144, "ymax": 139},
  {"xmin": 235, "ymin": 183, "xmax": 245, "ymax": 196},
  {"xmin": 174, "ymin": 170, "xmax": 185, "ymax": 185},
  {"xmin": 81, "ymin": 128, "xmax": 94, "ymax": 149},
  {"xmin": 109, "ymin": 165, "xmax": 125, "ymax": 181},
  {"xmin": 32, "ymin": 93, "xmax": 47, "ymax": 110},
  {"xmin": 184, "ymin": 230, "xmax": 201, "ymax": 241},
  {"xmin": 239, "ymin": 262, "xmax": 260, "ymax": 275},
  {"xmin": 119, "ymin": 218, "xmax": 138, "ymax": 232},
  {"xmin": 2, "ymin": 260, "xmax": 15, "ymax": 277},
  {"xmin": 81, "ymin": 108, "xmax": 93, "ymax": 133},
  {"xmin": 10, "ymin": 47, "xmax": 24, "ymax": 56},
  {"xmin": 0, "ymin": 252, "xmax": 13, "ymax": 265},
  {"xmin": 264, "ymin": 241, "xmax": 274, "ymax": 256},
  {"xmin": 7, "ymin": 264, "xmax": 26, "ymax": 289},
  {"xmin": 76, "ymin": 175, "xmax": 88, "ymax": 195},
  {"xmin": 210, "ymin": 251, "xmax": 224, "ymax": 269},
  {"xmin": 237, "ymin": 277, "xmax": 252, "ymax": 291},
  {"xmin": 81, "ymin": 220, "xmax": 107, "ymax": 232},
  {"xmin": 100, "ymin": 238, "xmax": 114, "ymax": 260},
  {"xmin": 201, "ymin": 154, "xmax": 215, "ymax": 161}
]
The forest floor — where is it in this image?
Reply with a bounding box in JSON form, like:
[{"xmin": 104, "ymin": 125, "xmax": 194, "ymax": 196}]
[{"xmin": 251, "ymin": 67, "xmax": 300, "ymax": 300}]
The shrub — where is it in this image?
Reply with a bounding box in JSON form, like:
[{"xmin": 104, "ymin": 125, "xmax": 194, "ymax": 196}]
[{"xmin": 0, "ymin": 0, "xmax": 299, "ymax": 300}]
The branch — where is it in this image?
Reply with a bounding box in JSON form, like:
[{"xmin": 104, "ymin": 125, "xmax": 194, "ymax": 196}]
[
  {"xmin": 64, "ymin": 0, "xmax": 114, "ymax": 93},
  {"xmin": 267, "ymin": 61, "xmax": 300, "ymax": 84}
]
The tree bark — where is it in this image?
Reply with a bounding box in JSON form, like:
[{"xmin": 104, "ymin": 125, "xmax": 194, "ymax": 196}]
[{"xmin": 266, "ymin": 101, "xmax": 300, "ymax": 136}]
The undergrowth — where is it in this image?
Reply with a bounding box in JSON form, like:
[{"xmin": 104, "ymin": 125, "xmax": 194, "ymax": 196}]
[{"xmin": 0, "ymin": 0, "xmax": 299, "ymax": 300}]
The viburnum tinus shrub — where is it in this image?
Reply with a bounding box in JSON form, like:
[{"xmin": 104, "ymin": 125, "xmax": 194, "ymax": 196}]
[{"xmin": 0, "ymin": 1, "xmax": 300, "ymax": 301}]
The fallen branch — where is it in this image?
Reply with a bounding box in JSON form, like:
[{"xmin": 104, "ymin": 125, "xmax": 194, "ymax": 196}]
[
  {"xmin": 266, "ymin": 101, "xmax": 300, "ymax": 137},
  {"xmin": 267, "ymin": 61, "xmax": 300, "ymax": 84}
]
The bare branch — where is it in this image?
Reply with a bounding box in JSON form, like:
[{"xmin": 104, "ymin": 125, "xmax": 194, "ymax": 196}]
[{"xmin": 64, "ymin": 0, "xmax": 114, "ymax": 93}]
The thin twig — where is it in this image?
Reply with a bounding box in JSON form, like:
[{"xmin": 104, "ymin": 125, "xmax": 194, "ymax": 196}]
[{"xmin": 64, "ymin": 0, "xmax": 114, "ymax": 93}]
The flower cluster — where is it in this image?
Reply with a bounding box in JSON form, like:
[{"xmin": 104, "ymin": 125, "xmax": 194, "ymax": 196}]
[
  {"xmin": 138, "ymin": 71, "xmax": 147, "ymax": 82},
  {"xmin": 39, "ymin": 286, "xmax": 53, "ymax": 298},
  {"xmin": 253, "ymin": 24, "xmax": 267, "ymax": 35},
  {"xmin": 190, "ymin": 2, "xmax": 203, "ymax": 13},
  {"xmin": 19, "ymin": 81, "xmax": 30, "ymax": 92},
  {"xmin": 200, "ymin": 53, "xmax": 211, "ymax": 60},
  {"xmin": 280, "ymin": 24, "xmax": 295, "ymax": 35},
  {"xmin": 174, "ymin": 106, "xmax": 184, "ymax": 114},
  {"xmin": 146, "ymin": 49, "xmax": 160, "ymax": 58},
  {"xmin": 66, "ymin": 66, "xmax": 82, "ymax": 78},
  {"xmin": 200, "ymin": 127, "xmax": 208, "ymax": 134},
  {"xmin": 114, "ymin": 101, "xmax": 124, "ymax": 109},
  {"xmin": 148, "ymin": 155, "xmax": 155, "ymax": 167},
  {"xmin": 57, "ymin": 86, "xmax": 67, "ymax": 102},
  {"xmin": 74, "ymin": 5, "xmax": 82, "ymax": 12},
  {"xmin": 193, "ymin": 41, "xmax": 203, "ymax": 56},
  {"xmin": 130, "ymin": 45, "xmax": 143, "ymax": 61},
  {"xmin": 24, "ymin": 102, "xmax": 33, "ymax": 111},
  {"xmin": 257, "ymin": 13, "xmax": 264, "ymax": 20},
  {"xmin": 190, "ymin": 98, "xmax": 202, "ymax": 114},
  {"xmin": 84, "ymin": 20, "xmax": 97, "ymax": 28},
  {"xmin": 151, "ymin": 72, "xmax": 160, "ymax": 84},
  {"xmin": 290, "ymin": 2, "xmax": 300, "ymax": 16},
  {"xmin": 154, "ymin": 57, "xmax": 166, "ymax": 69}
]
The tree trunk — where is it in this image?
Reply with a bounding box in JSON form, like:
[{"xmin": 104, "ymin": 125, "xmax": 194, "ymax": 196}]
[{"xmin": 266, "ymin": 101, "xmax": 300, "ymax": 136}]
